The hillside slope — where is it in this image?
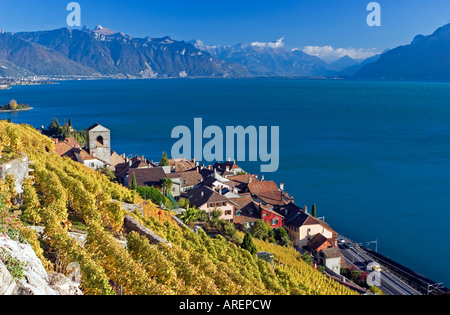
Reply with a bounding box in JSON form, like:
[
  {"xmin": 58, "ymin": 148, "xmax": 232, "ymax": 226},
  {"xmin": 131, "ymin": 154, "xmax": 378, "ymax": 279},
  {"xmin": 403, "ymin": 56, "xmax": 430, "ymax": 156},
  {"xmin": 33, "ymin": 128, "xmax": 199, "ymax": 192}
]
[
  {"xmin": 356, "ymin": 23, "xmax": 450, "ymax": 79},
  {"xmin": 0, "ymin": 121, "xmax": 356, "ymax": 295}
]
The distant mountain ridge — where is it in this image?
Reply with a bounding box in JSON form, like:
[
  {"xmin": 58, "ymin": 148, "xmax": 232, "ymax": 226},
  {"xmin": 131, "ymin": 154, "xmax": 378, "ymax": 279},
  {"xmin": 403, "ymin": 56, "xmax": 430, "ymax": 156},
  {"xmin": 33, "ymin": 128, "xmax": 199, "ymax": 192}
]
[
  {"xmin": 0, "ymin": 27, "xmax": 249, "ymax": 79},
  {"xmin": 4, "ymin": 23, "xmax": 449, "ymax": 80}
]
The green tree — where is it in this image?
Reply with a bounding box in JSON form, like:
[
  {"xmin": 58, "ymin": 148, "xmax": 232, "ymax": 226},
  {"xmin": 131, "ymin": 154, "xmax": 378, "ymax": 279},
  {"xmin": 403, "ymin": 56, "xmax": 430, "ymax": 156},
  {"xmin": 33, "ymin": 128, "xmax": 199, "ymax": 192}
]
[
  {"xmin": 210, "ymin": 208, "xmax": 223, "ymax": 224},
  {"xmin": 312, "ymin": 204, "xmax": 317, "ymax": 218},
  {"xmin": 178, "ymin": 197, "xmax": 190, "ymax": 209},
  {"xmin": 198, "ymin": 210, "xmax": 209, "ymax": 222},
  {"xmin": 241, "ymin": 233, "xmax": 257, "ymax": 255},
  {"xmin": 180, "ymin": 206, "xmax": 200, "ymax": 226},
  {"xmin": 61, "ymin": 125, "xmax": 72, "ymax": 139},
  {"xmin": 136, "ymin": 186, "xmax": 170, "ymax": 208},
  {"xmin": 130, "ymin": 172, "xmax": 138, "ymax": 190},
  {"xmin": 8, "ymin": 100, "xmax": 17, "ymax": 110},
  {"xmin": 301, "ymin": 252, "xmax": 314, "ymax": 267},
  {"xmin": 159, "ymin": 177, "xmax": 173, "ymax": 196},
  {"xmin": 251, "ymin": 220, "xmax": 271, "ymax": 240},
  {"xmin": 274, "ymin": 227, "xmax": 291, "ymax": 247},
  {"xmin": 48, "ymin": 118, "xmax": 61, "ymax": 135},
  {"xmin": 98, "ymin": 167, "xmax": 116, "ymax": 182},
  {"xmin": 160, "ymin": 152, "xmax": 170, "ymax": 167}
]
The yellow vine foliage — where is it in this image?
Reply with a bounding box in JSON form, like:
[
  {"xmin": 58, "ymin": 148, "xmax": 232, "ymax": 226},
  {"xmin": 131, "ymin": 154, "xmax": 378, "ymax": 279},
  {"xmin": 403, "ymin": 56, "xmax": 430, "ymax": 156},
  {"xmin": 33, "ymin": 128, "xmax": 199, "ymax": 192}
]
[{"xmin": 0, "ymin": 120, "xmax": 357, "ymax": 295}]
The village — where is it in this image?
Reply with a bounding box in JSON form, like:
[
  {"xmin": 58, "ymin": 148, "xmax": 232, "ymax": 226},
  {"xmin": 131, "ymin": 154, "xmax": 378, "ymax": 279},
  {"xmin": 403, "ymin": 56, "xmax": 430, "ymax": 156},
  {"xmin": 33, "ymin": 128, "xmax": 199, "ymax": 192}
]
[{"xmin": 49, "ymin": 122, "xmax": 368, "ymax": 293}]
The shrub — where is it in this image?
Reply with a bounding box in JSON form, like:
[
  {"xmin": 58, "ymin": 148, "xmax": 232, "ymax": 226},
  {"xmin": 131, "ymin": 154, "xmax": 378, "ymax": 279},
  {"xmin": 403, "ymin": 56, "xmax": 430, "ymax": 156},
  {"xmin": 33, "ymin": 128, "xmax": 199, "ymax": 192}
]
[{"xmin": 0, "ymin": 249, "xmax": 25, "ymax": 281}]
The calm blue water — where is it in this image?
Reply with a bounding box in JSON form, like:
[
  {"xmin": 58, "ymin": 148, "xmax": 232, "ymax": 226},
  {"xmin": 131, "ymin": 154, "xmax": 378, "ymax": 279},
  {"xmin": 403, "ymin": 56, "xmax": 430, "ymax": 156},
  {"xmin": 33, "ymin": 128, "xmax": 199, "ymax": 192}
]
[{"xmin": 1, "ymin": 78, "xmax": 450, "ymax": 285}]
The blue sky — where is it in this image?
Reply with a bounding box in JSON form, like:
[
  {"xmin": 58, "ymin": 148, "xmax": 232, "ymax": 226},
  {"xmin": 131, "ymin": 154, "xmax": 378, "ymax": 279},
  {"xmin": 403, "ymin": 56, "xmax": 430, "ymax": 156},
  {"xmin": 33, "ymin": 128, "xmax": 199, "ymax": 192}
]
[{"xmin": 1, "ymin": 0, "xmax": 450, "ymax": 59}]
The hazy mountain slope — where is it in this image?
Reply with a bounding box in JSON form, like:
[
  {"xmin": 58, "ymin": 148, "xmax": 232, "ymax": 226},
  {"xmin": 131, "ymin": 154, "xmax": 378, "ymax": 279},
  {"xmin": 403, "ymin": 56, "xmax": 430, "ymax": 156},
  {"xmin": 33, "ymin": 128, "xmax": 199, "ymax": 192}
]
[
  {"xmin": 193, "ymin": 40, "xmax": 332, "ymax": 77},
  {"xmin": 356, "ymin": 24, "xmax": 450, "ymax": 79},
  {"xmin": 329, "ymin": 56, "xmax": 361, "ymax": 72},
  {"xmin": 0, "ymin": 32, "xmax": 98, "ymax": 76}
]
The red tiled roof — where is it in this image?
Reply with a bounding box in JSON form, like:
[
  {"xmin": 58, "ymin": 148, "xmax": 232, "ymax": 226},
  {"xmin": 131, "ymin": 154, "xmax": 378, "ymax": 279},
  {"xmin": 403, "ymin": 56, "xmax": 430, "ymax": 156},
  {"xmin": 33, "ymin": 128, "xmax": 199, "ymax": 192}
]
[
  {"xmin": 128, "ymin": 167, "xmax": 167, "ymax": 188},
  {"xmin": 248, "ymin": 181, "xmax": 286, "ymax": 206},
  {"xmin": 110, "ymin": 151, "xmax": 125, "ymax": 169},
  {"xmin": 54, "ymin": 141, "xmax": 73, "ymax": 156},
  {"xmin": 228, "ymin": 174, "xmax": 260, "ymax": 184},
  {"xmin": 63, "ymin": 147, "xmax": 98, "ymax": 163},
  {"xmin": 169, "ymin": 158, "xmax": 196, "ymax": 173},
  {"xmin": 309, "ymin": 234, "xmax": 335, "ymax": 252},
  {"xmin": 64, "ymin": 137, "xmax": 81, "ymax": 148},
  {"xmin": 180, "ymin": 169, "xmax": 203, "ymax": 187}
]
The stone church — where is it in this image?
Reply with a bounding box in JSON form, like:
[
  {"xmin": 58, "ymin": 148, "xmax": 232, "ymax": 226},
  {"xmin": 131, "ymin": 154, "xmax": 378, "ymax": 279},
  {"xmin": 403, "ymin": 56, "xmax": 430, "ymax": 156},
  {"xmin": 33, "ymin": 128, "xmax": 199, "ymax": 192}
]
[{"xmin": 87, "ymin": 123, "xmax": 111, "ymax": 165}]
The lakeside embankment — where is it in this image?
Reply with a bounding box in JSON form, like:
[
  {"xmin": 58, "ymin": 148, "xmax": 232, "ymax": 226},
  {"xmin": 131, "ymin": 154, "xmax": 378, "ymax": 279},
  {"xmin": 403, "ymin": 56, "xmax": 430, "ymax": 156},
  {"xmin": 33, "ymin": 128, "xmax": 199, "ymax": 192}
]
[{"xmin": 339, "ymin": 234, "xmax": 449, "ymax": 295}]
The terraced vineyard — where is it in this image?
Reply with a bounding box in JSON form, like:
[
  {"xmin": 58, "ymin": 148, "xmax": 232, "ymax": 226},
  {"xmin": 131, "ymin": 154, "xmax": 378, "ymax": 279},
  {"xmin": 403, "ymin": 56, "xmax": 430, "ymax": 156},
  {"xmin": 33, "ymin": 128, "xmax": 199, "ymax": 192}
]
[{"xmin": 0, "ymin": 121, "xmax": 357, "ymax": 295}]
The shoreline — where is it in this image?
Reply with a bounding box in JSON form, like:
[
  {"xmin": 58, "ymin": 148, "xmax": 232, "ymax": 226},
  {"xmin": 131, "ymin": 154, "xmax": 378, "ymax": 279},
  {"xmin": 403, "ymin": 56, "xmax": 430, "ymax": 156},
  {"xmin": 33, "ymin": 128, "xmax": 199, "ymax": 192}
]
[{"xmin": 0, "ymin": 107, "xmax": 34, "ymax": 113}]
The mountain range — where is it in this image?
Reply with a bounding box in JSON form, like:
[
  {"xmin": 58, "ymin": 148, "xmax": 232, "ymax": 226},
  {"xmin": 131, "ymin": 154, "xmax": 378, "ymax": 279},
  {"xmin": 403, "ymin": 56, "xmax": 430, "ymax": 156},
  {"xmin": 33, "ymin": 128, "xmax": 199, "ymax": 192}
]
[
  {"xmin": 355, "ymin": 23, "xmax": 450, "ymax": 80},
  {"xmin": 1, "ymin": 23, "xmax": 450, "ymax": 80},
  {"xmin": 0, "ymin": 26, "xmax": 249, "ymax": 79}
]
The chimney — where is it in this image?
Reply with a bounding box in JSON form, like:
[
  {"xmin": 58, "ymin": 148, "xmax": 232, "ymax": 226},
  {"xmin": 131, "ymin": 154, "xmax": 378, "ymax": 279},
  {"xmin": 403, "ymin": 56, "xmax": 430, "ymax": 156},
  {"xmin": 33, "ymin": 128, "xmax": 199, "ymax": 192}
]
[
  {"xmin": 129, "ymin": 160, "xmax": 132, "ymax": 167},
  {"xmin": 280, "ymin": 183, "xmax": 285, "ymax": 191},
  {"xmin": 208, "ymin": 165, "xmax": 212, "ymax": 170},
  {"xmin": 227, "ymin": 157, "xmax": 231, "ymax": 162},
  {"xmin": 261, "ymin": 175, "xmax": 265, "ymax": 182},
  {"xmin": 249, "ymin": 177, "xmax": 253, "ymax": 183},
  {"xmin": 201, "ymin": 191, "xmax": 204, "ymax": 198},
  {"xmin": 304, "ymin": 206, "xmax": 308, "ymax": 215}
]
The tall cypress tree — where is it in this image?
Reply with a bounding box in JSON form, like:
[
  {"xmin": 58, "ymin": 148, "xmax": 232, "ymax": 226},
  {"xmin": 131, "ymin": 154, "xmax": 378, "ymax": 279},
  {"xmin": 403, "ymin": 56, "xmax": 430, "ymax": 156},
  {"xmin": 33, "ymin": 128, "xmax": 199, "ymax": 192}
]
[
  {"xmin": 130, "ymin": 172, "xmax": 138, "ymax": 190},
  {"xmin": 242, "ymin": 233, "xmax": 257, "ymax": 255},
  {"xmin": 312, "ymin": 204, "xmax": 317, "ymax": 218}
]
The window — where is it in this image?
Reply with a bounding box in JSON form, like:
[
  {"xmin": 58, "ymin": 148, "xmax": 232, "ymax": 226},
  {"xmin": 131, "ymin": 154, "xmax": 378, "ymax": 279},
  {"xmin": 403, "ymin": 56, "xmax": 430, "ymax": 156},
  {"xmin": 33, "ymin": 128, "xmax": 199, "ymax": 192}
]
[
  {"xmin": 236, "ymin": 211, "xmax": 241, "ymax": 216},
  {"xmin": 216, "ymin": 202, "xmax": 221, "ymax": 207},
  {"xmin": 225, "ymin": 210, "xmax": 232, "ymax": 216},
  {"xmin": 271, "ymin": 219, "xmax": 279, "ymax": 226},
  {"xmin": 222, "ymin": 202, "xmax": 227, "ymax": 207},
  {"xmin": 96, "ymin": 136, "xmax": 104, "ymax": 147},
  {"xmin": 209, "ymin": 202, "xmax": 215, "ymax": 208}
]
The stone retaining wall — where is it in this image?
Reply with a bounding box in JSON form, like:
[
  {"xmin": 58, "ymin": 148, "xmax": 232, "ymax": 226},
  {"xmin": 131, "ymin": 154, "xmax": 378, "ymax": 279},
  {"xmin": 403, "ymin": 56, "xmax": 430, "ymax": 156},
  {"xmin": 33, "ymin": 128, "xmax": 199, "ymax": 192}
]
[
  {"xmin": 0, "ymin": 153, "xmax": 29, "ymax": 194},
  {"xmin": 123, "ymin": 215, "xmax": 171, "ymax": 247}
]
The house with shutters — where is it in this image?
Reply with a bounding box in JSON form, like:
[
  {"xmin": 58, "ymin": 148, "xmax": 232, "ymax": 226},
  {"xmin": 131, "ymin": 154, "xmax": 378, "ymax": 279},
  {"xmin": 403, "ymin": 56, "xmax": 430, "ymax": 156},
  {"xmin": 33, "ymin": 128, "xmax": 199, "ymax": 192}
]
[
  {"xmin": 277, "ymin": 203, "xmax": 337, "ymax": 249},
  {"xmin": 185, "ymin": 185, "xmax": 236, "ymax": 222},
  {"xmin": 232, "ymin": 195, "xmax": 284, "ymax": 230}
]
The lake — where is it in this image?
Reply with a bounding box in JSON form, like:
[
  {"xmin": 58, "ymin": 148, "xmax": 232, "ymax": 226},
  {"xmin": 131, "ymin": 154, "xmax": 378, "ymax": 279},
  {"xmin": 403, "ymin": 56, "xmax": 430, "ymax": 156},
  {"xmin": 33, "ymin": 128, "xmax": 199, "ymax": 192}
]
[{"xmin": 1, "ymin": 78, "xmax": 450, "ymax": 285}]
